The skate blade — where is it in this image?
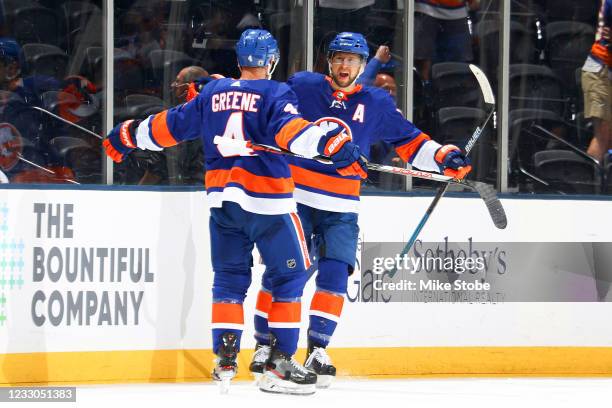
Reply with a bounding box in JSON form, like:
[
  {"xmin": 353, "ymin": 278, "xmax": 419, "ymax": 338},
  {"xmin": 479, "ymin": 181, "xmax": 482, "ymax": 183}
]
[
  {"xmin": 315, "ymin": 375, "xmax": 334, "ymax": 389},
  {"xmin": 258, "ymin": 374, "xmax": 316, "ymax": 395},
  {"xmin": 219, "ymin": 377, "xmax": 231, "ymax": 394},
  {"xmin": 215, "ymin": 371, "xmax": 235, "ymax": 394},
  {"xmin": 252, "ymin": 372, "xmax": 263, "ymax": 385}
]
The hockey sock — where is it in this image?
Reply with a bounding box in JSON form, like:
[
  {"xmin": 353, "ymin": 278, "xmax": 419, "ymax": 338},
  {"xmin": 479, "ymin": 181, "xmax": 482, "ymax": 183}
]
[
  {"xmin": 212, "ymin": 302, "xmax": 244, "ymax": 354},
  {"xmin": 308, "ymin": 290, "xmax": 344, "ymax": 348},
  {"xmin": 268, "ymin": 301, "xmax": 301, "ymax": 356},
  {"xmin": 254, "ymin": 289, "xmax": 272, "ymax": 345}
]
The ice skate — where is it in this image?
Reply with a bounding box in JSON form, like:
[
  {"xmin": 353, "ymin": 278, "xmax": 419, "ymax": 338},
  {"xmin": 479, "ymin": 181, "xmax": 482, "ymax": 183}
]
[
  {"xmin": 259, "ymin": 347, "xmax": 317, "ymax": 395},
  {"xmin": 249, "ymin": 343, "xmax": 271, "ymax": 381},
  {"xmin": 211, "ymin": 332, "xmax": 238, "ymax": 394},
  {"xmin": 304, "ymin": 341, "xmax": 336, "ymax": 388}
]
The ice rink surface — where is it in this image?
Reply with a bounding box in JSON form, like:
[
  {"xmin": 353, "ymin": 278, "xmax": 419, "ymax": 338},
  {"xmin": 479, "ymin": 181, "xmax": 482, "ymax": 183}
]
[{"xmin": 20, "ymin": 377, "xmax": 612, "ymax": 408}]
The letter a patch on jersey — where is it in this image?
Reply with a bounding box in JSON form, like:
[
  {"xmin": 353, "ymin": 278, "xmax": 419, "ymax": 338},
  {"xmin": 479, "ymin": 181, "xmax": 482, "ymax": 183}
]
[{"xmin": 352, "ymin": 103, "xmax": 365, "ymax": 123}]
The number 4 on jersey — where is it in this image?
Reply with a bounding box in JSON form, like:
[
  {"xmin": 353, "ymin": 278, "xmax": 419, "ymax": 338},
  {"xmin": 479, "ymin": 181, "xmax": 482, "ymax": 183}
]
[{"xmin": 215, "ymin": 112, "xmax": 257, "ymax": 157}]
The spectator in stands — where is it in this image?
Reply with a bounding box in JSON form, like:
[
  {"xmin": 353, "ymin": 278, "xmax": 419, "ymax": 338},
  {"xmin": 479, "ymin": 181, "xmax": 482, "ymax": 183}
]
[
  {"xmin": 582, "ymin": 0, "xmax": 611, "ymax": 162},
  {"xmin": 358, "ymin": 45, "xmax": 392, "ymax": 86},
  {"xmin": 0, "ymin": 38, "xmax": 93, "ymax": 184},
  {"xmin": 414, "ymin": 0, "xmax": 478, "ymax": 104},
  {"xmin": 169, "ymin": 65, "xmax": 207, "ymax": 185},
  {"xmin": 374, "ymin": 72, "xmax": 397, "ymax": 100},
  {"xmin": 125, "ymin": 65, "xmax": 209, "ymax": 186}
]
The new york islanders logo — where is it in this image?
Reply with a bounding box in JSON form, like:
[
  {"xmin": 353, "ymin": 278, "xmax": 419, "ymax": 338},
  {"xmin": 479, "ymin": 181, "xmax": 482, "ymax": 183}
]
[{"xmin": 314, "ymin": 117, "xmax": 353, "ymax": 140}]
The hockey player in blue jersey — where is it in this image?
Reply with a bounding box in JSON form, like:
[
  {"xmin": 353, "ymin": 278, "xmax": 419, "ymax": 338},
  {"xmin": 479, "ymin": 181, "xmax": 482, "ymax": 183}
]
[
  {"xmin": 249, "ymin": 32, "xmax": 472, "ymax": 388},
  {"xmin": 103, "ymin": 29, "xmax": 367, "ymax": 395}
]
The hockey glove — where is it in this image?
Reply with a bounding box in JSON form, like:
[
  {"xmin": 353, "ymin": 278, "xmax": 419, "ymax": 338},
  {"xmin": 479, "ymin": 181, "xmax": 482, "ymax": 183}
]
[
  {"xmin": 317, "ymin": 126, "xmax": 368, "ymax": 178},
  {"xmin": 186, "ymin": 74, "xmax": 225, "ymax": 102},
  {"xmin": 434, "ymin": 144, "xmax": 472, "ymax": 180},
  {"xmin": 103, "ymin": 119, "xmax": 140, "ymax": 163}
]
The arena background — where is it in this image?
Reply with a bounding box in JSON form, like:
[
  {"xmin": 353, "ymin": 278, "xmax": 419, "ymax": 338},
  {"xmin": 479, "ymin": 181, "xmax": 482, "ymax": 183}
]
[{"xmin": 0, "ymin": 0, "xmax": 611, "ymax": 384}]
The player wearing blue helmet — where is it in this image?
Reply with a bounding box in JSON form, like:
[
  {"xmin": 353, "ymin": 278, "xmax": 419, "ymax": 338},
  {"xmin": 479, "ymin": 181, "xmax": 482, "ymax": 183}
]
[
  {"xmin": 235, "ymin": 28, "xmax": 281, "ymax": 79},
  {"xmin": 103, "ymin": 28, "xmax": 368, "ymax": 395},
  {"xmin": 326, "ymin": 32, "xmax": 369, "ymax": 90},
  {"xmin": 250, "ymin": 31, "xmax": 472, "ymax": 388}
]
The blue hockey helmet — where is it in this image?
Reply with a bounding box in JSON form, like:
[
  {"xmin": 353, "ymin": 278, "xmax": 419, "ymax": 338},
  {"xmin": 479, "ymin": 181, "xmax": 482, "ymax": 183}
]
[
  {"xmin": 235, "ymin": 29, "xmax": 280, "ymax": 68},
  {"xmin": 327, "ymin": 32, "xmax": 369, "ymax": 59}
]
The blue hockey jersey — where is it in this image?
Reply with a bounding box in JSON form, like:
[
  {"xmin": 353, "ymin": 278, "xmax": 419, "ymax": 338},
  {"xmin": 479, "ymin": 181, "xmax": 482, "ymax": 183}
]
[
  {"xmin": 286, "ymin": 72, "xmax": 441, "ymax": 213},
  {"xmin": 132, "ymin": 77, "xmax": 329, "ymax": 214}
]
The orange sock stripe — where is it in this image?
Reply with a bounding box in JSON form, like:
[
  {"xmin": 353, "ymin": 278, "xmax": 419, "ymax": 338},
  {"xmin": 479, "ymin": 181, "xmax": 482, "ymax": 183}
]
[
  {"xmin": 255, "ymin": 290, "xmax": 273, "ymax": 313},
  {"xmin": 211, "ymin": 303, "xmax": 244, "ymax": 324},
  {"xmin": 310, "ymin": 291, "xmax": 344, "ymax": 317},
  {"xmin": 268, "ymin": 302, "xmax": 301, "ymax": 323}
]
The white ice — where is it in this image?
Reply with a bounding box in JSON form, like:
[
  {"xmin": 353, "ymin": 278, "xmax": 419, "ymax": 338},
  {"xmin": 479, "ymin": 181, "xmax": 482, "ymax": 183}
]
[{"xmin": 21, "ymin": 377, "xmax": 612, "ymax": 408}]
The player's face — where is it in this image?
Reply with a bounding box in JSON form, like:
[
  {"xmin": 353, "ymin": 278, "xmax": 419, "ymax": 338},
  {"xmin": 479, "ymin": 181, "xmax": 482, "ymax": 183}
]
[{"xmin": 329, "ymin": 52, "xmax": 363, "ymax": 89}]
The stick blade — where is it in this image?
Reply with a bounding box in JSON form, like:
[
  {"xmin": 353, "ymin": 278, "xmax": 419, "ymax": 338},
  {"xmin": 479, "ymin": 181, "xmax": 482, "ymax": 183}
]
[
  {"xmin": 468, "ymin": 181, "xmax": 508, "ymax": 229},
  {"xmin": 469, "ymin": 64, "xmax": 495, "ymax": 106}
]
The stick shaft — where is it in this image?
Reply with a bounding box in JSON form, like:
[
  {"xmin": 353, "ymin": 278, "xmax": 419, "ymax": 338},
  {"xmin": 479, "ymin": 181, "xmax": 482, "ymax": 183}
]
[
  {"xmin": 31, "ymin": 106, "xmax": 104, "ymax": 140},
  {"xmin": 395, "ymin": 65, "xmax": 496, "ymax": 263},
  {"xmin": 17, "ymin": 154, "xmax": 80, "ymax": 184}
]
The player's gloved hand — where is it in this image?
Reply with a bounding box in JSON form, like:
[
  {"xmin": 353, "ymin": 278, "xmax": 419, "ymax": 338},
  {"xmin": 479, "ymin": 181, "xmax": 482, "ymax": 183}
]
[
  {"xmin": 186, "ymin": 74, "xmax": 225, "ymax": 102},
  {"xmin": 435, "ymin": 144, "xmax": 472, "ymax": 180},
  {"xmin": 103, "ymin": 119, "xmax": 140, "ymax": 163},
  {"xmin": 318, "ymin": 126, "xmax": 368, "ymax": 178}
]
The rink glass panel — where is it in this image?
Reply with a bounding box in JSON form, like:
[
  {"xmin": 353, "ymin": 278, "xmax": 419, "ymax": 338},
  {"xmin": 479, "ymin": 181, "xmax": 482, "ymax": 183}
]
[
  {"xmin": 0, "ymin": 0, "xmax": 607, "ymax": 195},
  {"xmin": 313, "ymin": 1, "xmax": 409, "ymax": 193},
  {"xmin": 410, "ymin": 0, "xmax": 500, "ymax": 193},
  {"xmin": 111, "ymin": 0, "xmax": 304, "ymax": 186},
  {"xmin": 507, "ymin": 0, "xmax": 602, "ymax": 195},
  {"xmin": 0, "ymin": 0, "xmax": 105, "ymax": 184}
]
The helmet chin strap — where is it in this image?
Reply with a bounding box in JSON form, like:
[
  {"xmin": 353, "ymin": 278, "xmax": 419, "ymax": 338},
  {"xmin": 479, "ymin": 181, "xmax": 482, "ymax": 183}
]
[{"xmin": 266, "ymin": 57, "xmax": 279, "ymax": 80}]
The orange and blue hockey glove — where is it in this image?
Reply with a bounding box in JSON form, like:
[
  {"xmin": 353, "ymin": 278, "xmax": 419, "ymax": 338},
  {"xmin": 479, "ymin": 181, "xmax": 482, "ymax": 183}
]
[
  {"xmin": 318, "ymin": 126, "xmax": 368, "ymax": 179},
  {"xmin": 186, "ymin": 74, "xmax": 225, "ymax": 102},
  {"xmin": 103, "ymin": 119, "xmax": 140, "ymax": 163},
  {"xmin": 434, "ymin": 144, "xmax": 472, "ymax": 180}
]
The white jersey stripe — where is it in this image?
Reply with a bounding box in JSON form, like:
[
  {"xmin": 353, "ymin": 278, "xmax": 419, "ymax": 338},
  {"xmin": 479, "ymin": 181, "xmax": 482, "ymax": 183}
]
[
  {"xmin": 288, "ymin": 126, "xmax": 326, "ymax": 158},
  {"xmin": 293, "ymin": 188, "xmax": 360, "ymax": 214},
  {"xmin": 411, "ymin": 140, "xmax": 442, "ymax": 173},
  {"xmin": 135, "ymin": 116, "xmax": 163, "ymax": 151},
  {"xmin": 206, "ymin": 187, "xmax": 297, "ymax": 215}
]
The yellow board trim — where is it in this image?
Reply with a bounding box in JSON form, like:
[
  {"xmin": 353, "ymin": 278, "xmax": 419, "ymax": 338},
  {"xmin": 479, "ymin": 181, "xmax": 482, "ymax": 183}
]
[{"xmin": 2, "ymin": 347, "xmax": 612, "ymax": 385}]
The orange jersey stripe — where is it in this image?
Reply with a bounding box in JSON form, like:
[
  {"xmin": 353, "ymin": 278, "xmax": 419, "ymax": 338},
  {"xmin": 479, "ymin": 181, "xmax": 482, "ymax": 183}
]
[
  {"xmin": 591, "ymin": 43, "xmax": 612, "ymax": 67},
  {"xmin": 206, "ymin": 167, "xmax": 294, "ymax": 195},
  {"xmin": 212, "ymin": 303, "xmax": 244, "ymax": 324},
  {"xmin": 395, "ymin": 132, "xmax": 431, "ymax": 162},
  {"xmin": 255, "ymin": 290, "xmax": 273, "ymax": 313},
  {"xmin": 275, "ymin": 118, "xmax": 311, "ymax": 150},
  {"xmin": 150, "ymin": 110, "xmax": 179, "ymax": 147},
  {"xmin": 310, "ymin": 291, "xmax": 344, "ymax": 317},
  {"xmin": 268, "ymin": 302, "xmax": 301, "ymax": 323},
  {"xmin": 289, "ymin": 165, "xmax": 360, "ymax": 197},
  {"xmin": 290, "ymin": 212, "xmax": 312, "ymax": 270}
]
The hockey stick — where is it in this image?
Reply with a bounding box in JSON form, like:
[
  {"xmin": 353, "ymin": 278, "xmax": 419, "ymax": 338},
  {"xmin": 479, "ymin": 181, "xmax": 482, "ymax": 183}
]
[
  {"xmin": 392, "ymin": 64, "xmax": 497, "ymax": 267},
  {"xmin": 0, "ymin": 122, "xmax": 80, "ymax": 184},
  {"xmin": 213, "ymin": 136, "xmax": 507, "ymax": 230},
  {"xmin": 31, "ymin": 106, "xmax": 104, "ymax": 140}
]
